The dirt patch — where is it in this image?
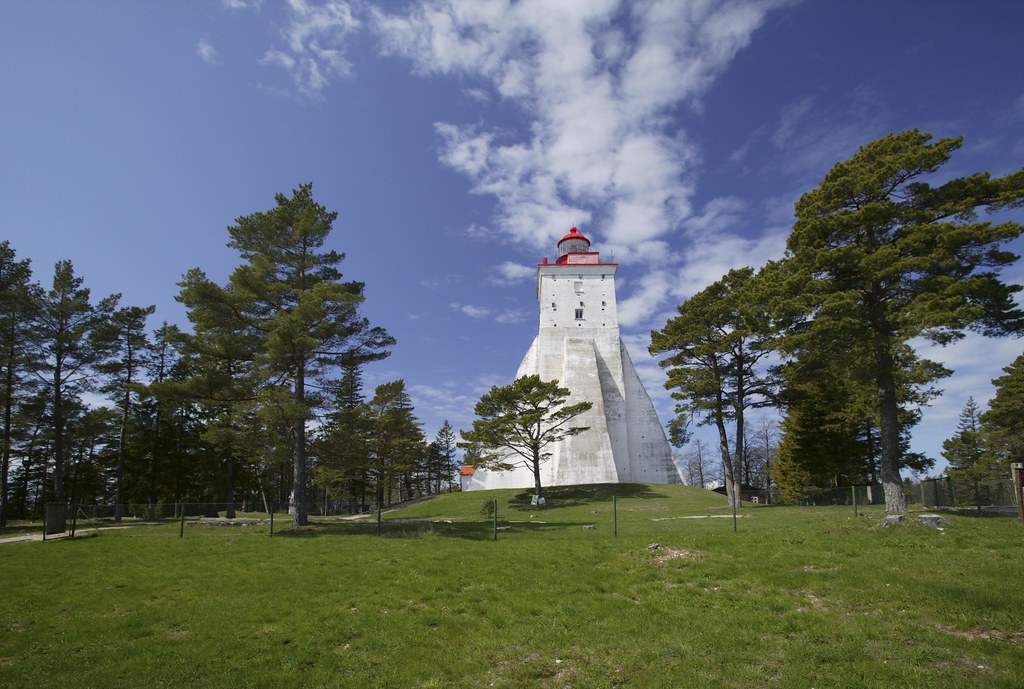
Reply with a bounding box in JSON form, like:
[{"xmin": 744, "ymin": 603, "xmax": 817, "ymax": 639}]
[
  {"xmin": 939, "ymin": 625, "xmax": 1024, "ymax": 644},
  {"xmin": 645, "ymin": 542, "xmax": 701, "ymax": 566}
]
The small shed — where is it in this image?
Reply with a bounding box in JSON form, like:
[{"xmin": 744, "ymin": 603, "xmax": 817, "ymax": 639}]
[{"xmin": 459, "ymin": 465, "xmax": 475, "ymax": 492}]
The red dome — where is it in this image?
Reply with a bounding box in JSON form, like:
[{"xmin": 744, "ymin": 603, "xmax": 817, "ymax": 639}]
[{"xmin": 557, "ymin": 226, "xmax": 591, "ymax": 247}]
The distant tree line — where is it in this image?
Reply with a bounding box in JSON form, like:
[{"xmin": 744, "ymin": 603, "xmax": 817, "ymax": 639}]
[
  {"xmin": 651, "ymin": 130, "xmax": 1024, "ymax": 514},
  {"xmin": 0, "ymin": 184, "xmax": 459, "ymax": 528}
]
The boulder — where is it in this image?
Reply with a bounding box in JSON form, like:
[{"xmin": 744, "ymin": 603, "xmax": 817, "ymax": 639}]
[{"xmin": 917, "ymin": 514, "xmax": 952, "ymax": 528}]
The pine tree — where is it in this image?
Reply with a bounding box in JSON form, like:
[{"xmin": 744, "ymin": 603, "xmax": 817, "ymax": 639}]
[
  {"xmin": 181, "ymin": 184, "xmax": 394, "ymax": 525},
  {"xmin": 941, "ymin": 397, "xmax": 995, "ymax": 479},
  {"xmin": 96, "ymin": 304, "xmax": 155, "ymax": 520},
  {"xmin": 781, "ymin": 130, "xmax": 1024, "ymax": 513},
  {"xmin": 366, "ymin": 380, "xmax": 424, "ymax": 506},
  {"xmin": 313, "ymin": 364, "xmax": 373, "ymax": 510},
  {"xmin": 29, "ymin": 260, "xmax": 118, "ymax": 504},
  {"xmin": 460, "ymin": 375, "xmax": 592, "ymax": 503},
  {"xmin": 650, "ymin": 267, "xmax": 776, "ymax": 510},
  {"xmin": 980, "ymin": 353, "xmax": 1024, "ymax": 474},
  {"xmin": 0, "ymin": 242, "xmax": 34, "ymax": 526}
]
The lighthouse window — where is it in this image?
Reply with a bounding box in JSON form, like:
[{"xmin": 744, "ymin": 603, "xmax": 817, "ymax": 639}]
[
  {"xmin": 575, "ymin": 308, "xmax": 584, "ymax": 320},
  {"xmin": 602, "ymin": 301, "xmax": 606, "ymax": 308},
  {"xmin": 551, "ymin": 302, "xmax": 556, "ymax": 310},
  {"xmin": 574, "ymin": 281, "xmax": 583, "ymax": 293}
]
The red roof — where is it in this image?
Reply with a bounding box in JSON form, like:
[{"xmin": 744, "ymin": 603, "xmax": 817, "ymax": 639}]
[
  {"xmin": 557, "ymin": 226, "xmax": 591, "ymax": 247},
  {"xmin": 459, "ymin": 465, "xmax": 476, "ymax": 476}
]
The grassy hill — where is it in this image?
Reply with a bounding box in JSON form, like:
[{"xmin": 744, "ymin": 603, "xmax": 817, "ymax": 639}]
[{"xmin": 2, "ymin": 485, "xmax": 1022, "ymax": 688}]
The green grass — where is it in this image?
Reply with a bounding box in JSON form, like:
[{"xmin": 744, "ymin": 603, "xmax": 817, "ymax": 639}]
[{"xmin": 1, "ymin": 484, "xmax": 1022, "ymax": 688}]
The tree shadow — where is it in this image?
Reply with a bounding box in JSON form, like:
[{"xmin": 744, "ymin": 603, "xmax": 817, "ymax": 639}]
[
  {"xmin": 276, "ymin": 519, "xmax": 509, "ymax": 541},
  {"xmin": 508, "ymin": 482, "xmax": 666, "ymax": 512},
  {"xmin": 276, "ymin": 516, "xmax": 598, "ymax": 541}
]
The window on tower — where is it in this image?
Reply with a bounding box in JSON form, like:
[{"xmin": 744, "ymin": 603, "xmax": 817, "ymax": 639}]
[
  {"xmin": 574, "ymin": 281, "xmax": 583, "ymax": 293},
  {"xmin": 575, "ymin": 308, "xmax": 584, "ymax": 320}
]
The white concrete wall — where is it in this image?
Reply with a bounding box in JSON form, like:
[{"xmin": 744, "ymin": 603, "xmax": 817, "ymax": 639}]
[{"xmin": 467, "ymin": 260, "xmax": 683, "ymax": 490}]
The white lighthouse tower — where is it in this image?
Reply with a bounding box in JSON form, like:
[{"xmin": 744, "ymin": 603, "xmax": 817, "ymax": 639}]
[{"xmin": 465, "ymin": 227, "xmax": 683, "ymax": 490}]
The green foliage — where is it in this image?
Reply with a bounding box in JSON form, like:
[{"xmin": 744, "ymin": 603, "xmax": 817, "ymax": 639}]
[
  {"xmin": 942, "ymin": 397, "xmax": 999, "ymax": 479},
  {"xmin": 479, "ymin": 497, "xmax": 495, "ymax": 518},
  {"xmin": 178, "ymin": 183, "xmax": 395, "ymax": 524},
  {"xmin": 313, "ymin": 364, "xmax": 373, "ymax": 506},
  {"xmin": 366, "ymin": 379, "xmax": 425, "ymax": 505},
  {"xmin": 0, "ymin": 242, "xmax": 35, "ymax": 527},
  {"xmin": 28, "ymin": 260, "xmax": 119, "ymax": 502},
  {"xmin": 460, "ymin": 374, "xmax": 592, "ymax": 498},
  {"xmin": 650, "ymin": 266, "xmax": 776, "ymax": 508},
  {"xmin": 779, "ymin": 130, "xmax": 1024, "ymax": 513},
  {"xmin": 980, "ymin": 353, "xmax": 1024, "ymax": 473}
]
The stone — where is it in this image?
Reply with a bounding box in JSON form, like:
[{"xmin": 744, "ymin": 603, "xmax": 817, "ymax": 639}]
[
  {"xmin": 646, "ymin": 543, "xmax": 661, "ymax": 551},
  {"xmin": 881, "ymin": 515, "xmax": 904, "ymax": 527},
  {"xmin": 582, "ymin": 524, "xmax": 596, "ymax": 530},
  {"xmin": 917, "ymin": 514, "xmax": 952, "ymax": 528}
]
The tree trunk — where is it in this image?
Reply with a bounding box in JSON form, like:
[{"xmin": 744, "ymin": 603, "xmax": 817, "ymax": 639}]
[
  {"xmin": 876, "ymin": 348, "xmax": 907, "ymax": 514},
  {"xmin": 1, "ymin": 342, "xmax": 13, "ymax": 528},
  {"xmin": 531, "ymin": 445, "xmax": 544, "ymax": 501},
  {"xmin": 52, "ymin": 366, "xmax": 65, "ymax": 504},
  {"xmin": 225, "ymin": 454, "xmax": 236, "ymax": 519},
  {"xmin": 114, "ymin": 388, "xmax": 129, "ymax": 523},
  {"xmin": 714, "ymin": 408, "xmax": 737, "ymax": 510},
  {"xmin": 291, "ymin": 364, "xmax": 308, "ymax": 526}
]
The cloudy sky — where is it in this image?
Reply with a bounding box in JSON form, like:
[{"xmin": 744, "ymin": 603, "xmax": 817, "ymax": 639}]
[{"xmin": 2, "ymin": 0, "xmax": 1023, "ymax": 474}]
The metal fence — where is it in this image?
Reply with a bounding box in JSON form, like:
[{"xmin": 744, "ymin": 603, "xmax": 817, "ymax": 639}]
[
  {"xmin": 919, "ymin": 476, "xmax": 1018, "ymax": 513},
  {"xmin": 38, "ymin": 501, "xmax": 375, "ymax": 538},
  {"xmin": 766, "ymin": 484, "xmax": 888, "ymax": 508}
]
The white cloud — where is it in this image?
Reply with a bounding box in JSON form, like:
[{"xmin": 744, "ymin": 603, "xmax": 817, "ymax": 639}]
[
  {"xmin": 260, "ymin": 0, "xmax": 361, "ymax": 99},
  {"xmin": 223, "ymin": 0, "xmax": 260, "ymax": 8},
  {"xmin": 495, "ymin": 308, "xmax": 529, "ymax": 324},
  {"xmin": 450, "ymin": 302, "xmax": 490, "ymax": 318},
  {"xmin": 373, "ymin": 0, "xmax": 783, "ymax": 257},
  {"xmin": 196, "ymin": 38, "xmax": 219, "ymax": 64},
  {"xmin": 490, "ymin": 261, "xmax": 535, "ymax": 285},
  {"xmin": 772, "ymin": 96, "xmax": 814, "ymax": 149}
]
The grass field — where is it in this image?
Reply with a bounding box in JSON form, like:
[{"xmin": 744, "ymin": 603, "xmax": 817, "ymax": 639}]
[{"xmin": 1, "ymin": 484, "xmax": 1022, "ymax": 688}]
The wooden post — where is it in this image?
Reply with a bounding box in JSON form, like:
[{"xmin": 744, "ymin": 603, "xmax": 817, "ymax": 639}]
[
  {"xmin": 1011, "ymin": 463, "xmax": 1024, "ymax": 523},
  {"xmin": 492, "ymin": 499, "xmax": 497, "ymax": 541},
  {"xmin": 613, "ymin": 495, "xmax": 618, "ymax": 538}
]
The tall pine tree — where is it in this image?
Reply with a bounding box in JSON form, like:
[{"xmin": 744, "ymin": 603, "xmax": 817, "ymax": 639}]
[
  {"xmin": 180, "ymin": 184, "xmax": 393, "ymax": 525},
  {"xmin": 781, "ymin": 130, "xmax": 1024, "ymax": 514}
]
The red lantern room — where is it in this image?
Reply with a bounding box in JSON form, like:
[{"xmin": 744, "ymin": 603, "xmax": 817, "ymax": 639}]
[{"xmin": 552, "ymin": 226, "xmax": 602, "ymax": 265}]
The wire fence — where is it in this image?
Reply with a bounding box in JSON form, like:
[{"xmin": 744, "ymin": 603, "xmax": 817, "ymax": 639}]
[
  {"xmin": 17, "ymin": 478, "xmax": 1021, "ymax": 542},
  {"xmin": 37, "ymin": 501, "xmax": 375, "ymax": 538},
  {"xmin": 918, "ymin": 476, "xmax": 1018, "ymax": 514}
]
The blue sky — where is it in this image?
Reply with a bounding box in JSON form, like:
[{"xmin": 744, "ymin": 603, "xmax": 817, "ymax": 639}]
[{"xmin": 2, "ymin": 0, "xmax": 1023, "ymax": 475}]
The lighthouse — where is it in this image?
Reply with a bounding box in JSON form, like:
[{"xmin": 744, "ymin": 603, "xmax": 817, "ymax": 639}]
[{"xmin": 465, "ymin": 227, "xmax": 683, "ymax": 490}]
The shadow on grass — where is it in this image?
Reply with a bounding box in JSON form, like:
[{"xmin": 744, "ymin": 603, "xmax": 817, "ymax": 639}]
[
  {"xmin": 277, "ymin": 518, "xmax": 593, "ymax": 541},
  {"xmin": 508, "ymin": 482, "xmax": 666, "ymax": 512},
  {"xmin": 927, "ymin": 507, "xmax": 1021, "ymax": 520}
]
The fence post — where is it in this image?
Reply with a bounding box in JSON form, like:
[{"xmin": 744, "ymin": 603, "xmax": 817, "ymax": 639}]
[
  {"xmin": 851, "ymin": 485, "xmax": 857, "ymax": 517},
  {"xmin": 492, "ymin": 498, "xmax": 497, "ymax": 541},
  {"xmin": 179, "ymin": 505, "xmax": 185, "ymax": 539},
  {"xmin": 269, "ymin": 504, "xmax": 274, "ymax": 538},
  {"xmin": 947, "ymin": 476, "xmax": 955, "ymax": 508},
  {"xmin": 613, "ymin": 495, "xmax": 618, "ymax": 538},
  {"xmin": 1011, "ymin": 463, "xmax": 1024, "ymax": 523}
]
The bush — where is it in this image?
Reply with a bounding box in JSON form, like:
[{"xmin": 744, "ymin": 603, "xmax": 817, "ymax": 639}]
[{"xmin": 480, "ymin": 499, "xmax": 496, "ymax": 518}]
